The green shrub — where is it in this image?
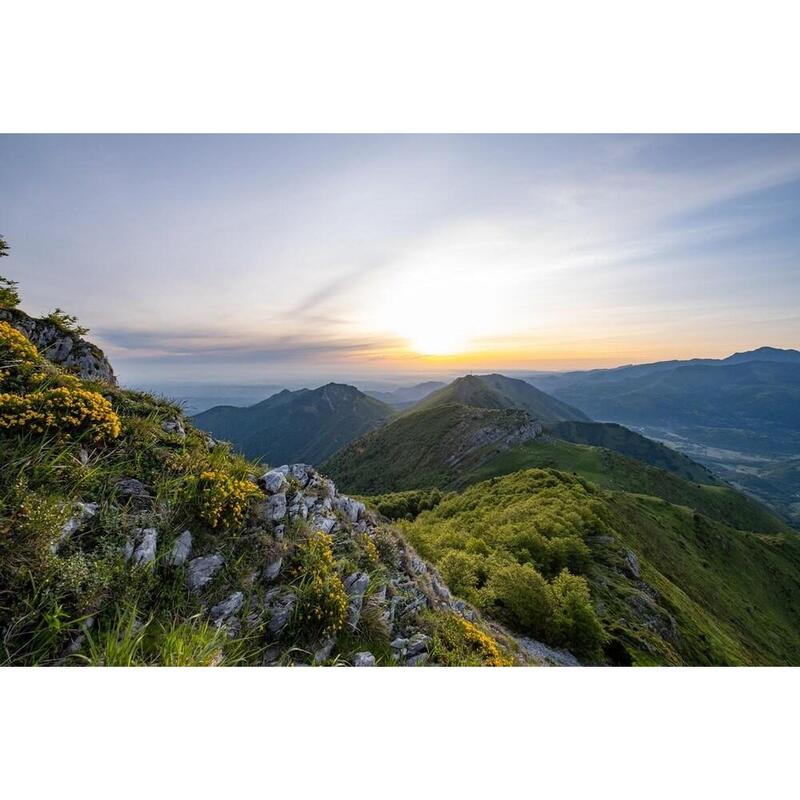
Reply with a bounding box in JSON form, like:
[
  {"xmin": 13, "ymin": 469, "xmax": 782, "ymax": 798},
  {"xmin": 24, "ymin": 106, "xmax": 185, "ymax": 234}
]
[
  {"xmin": 426, "ymin": 612, "xmax": 512, "ymax": 666},
  {"xmin": 292, "ymin": 532, "xmax": 348, "ymax": 640},
  {"xmin": 549, "ymin": 569, "xmax": 605, "ymax": 659},
  {"xmin": 183, "ymin": 469, "xmax": 259, "ymax": 529},
  {"xmin": 483, "ymin": 561, "xmax": 554, "ymax": 638}
]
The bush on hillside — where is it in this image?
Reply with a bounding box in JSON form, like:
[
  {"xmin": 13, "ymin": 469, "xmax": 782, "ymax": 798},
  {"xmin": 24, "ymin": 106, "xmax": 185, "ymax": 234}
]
[
  {"xmin": 426, "ymin": 612, "xmax": 512, "ymax": 666},
  {"xmin": 292, "ymin": 532, "xmax": 348, "ymax": 640}
]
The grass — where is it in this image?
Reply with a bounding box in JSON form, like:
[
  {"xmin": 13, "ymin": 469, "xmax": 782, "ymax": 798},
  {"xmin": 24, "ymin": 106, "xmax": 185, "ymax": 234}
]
[{"xmin": 398, "ymin": 468, "xmax": 800, "ymax": 665}]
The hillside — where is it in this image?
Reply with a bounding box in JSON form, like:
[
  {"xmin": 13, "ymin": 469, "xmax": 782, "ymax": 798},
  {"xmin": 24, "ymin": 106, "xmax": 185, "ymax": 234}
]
[
  {"xmin": 546, "ymin": 421, "xmax": 718, "ymax": 485},
  {"xmin": 410, "ymin": 373, "xmax": 590, "ymax": 423},
  {"xmin": 322, "ymin": 403, "xmax": 543, "ymax": 494},
  {"xmin": 527, "ymin": 354, "xmax": 800, "ymax": 524},
  {"xmin": 192, "ymin": 383, "xmax": 394, "ymax": 465},
  {"xmin": 462, "ymin": 438, "xmax": 789, "ymax": 534},
  {"xmin": 0, "ymin": 304, "xmax": 522, "ymax": 666},
  {"xmin": 397, "ymin": 469, "xmax": 800, "ymax": 665}
]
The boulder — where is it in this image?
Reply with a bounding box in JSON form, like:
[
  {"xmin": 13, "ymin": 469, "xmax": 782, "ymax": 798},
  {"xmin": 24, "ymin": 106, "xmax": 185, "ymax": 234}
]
[
  {"xmin": 263, "ymin": 558, "xmax": 282, "ymax": 582},
  {"xmin": 167, "ymin": 530, "xmax": 193, "ymax": 566},
  {"xmin": 266, "ymin": 492, "xmax": 287, "ymax": 521},
  {"xmin": 261, "ymin": 468, "xmax": 288, "ymax": 494},
  {"xmin": 406, "ymin": 632, "xmax": 431, "ymax": 658},
  {"xmin": 132, "ymin": 528, "xmax": 158, "ymax": 566},
  {"xmin": 267, "ymin": 592, "xmax": 296, "ymax": 635},
  {"xmin": 161, "ymin": 419, "xmax": 186, "ymax": 439},
  {"xmin": 353, "ymin": 651, "xmax": 376, "ymax": 667},
  {"xmin": 312, "ymin": 515, "xmax": 336, "ymax": 535},
  {"xmin": 335, "ymin": 496, "xmax": 365, "ymax": 523},
  {"xmin": 186, "ymin": 554, "xmax": 225, "ymax": 592},
  {"xmin": 210, "ymin": 592, "xmax": 244, "ymax": 626},
  {"xmin": 289, "ymin": 463, "xmax": 313, "ymax": 487},
  {"xmin": 344, "ymin": 572, "xmax": 369, "ymax": 630}
]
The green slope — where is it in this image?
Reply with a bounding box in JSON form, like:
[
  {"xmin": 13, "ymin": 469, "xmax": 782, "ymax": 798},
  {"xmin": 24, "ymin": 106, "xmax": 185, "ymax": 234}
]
[
  {"xmin": 397, "ymin": 468, "xmax": 800, "ymax": 665},
  {"xmin": 547, "ymin": 420, "xmax": 718, "ymax": 484},
  {"xmin": 410, "ymin": 373, "xmax": 590, "ymax": 423},
  {"xmin": 323, "ymin": 403, "xmax": 537, "ymax": 494},
  {"xmin": 463, "ymin": 438, "xmax": 788, "ymax": 534}
]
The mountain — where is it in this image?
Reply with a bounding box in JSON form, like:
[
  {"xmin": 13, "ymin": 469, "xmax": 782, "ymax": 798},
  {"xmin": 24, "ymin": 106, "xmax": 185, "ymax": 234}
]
[
  {"xmin": 365, "ymin": 381, "xmax": 446, "ymax": 407},
  {"xmin": 536, "ymin": 361, "xmax": 800, "ymax": 431},
  {"xmin": 397, "ymin": 468, "xmax": 800, "ymax": 665},
  {"xmin": 191, "ymin": 383, "xmax": 394, "ymax": 465},
  {"xmin": 4, "ymin": 288, "xmax": 800, "ymax": 666},
  {"xmin": 409, "ymin": 373, "xmax": 591, "ymax": 423},
  {"xmin": 527, "ymin": 346, "xmax": 800, "ymax": 394},
  {"xmin": 525, "ymin": 350, "xmax": 800, "ymax": 524},
  {"xmin": 545, "ymin": 421, "xmax": 718, "ymax": 485},
  {"xmin": 326, "ymin": 405, "xmax": 786, "ymax": 535},
  {"xmin": 323, "ymin": 404, "xmax": 542, "ymax": 494}
]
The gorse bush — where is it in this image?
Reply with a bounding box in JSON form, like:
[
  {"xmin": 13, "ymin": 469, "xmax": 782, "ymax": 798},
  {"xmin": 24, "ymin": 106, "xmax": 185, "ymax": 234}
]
[
  {"xmin": 427, "ymin": 612, "xmax": 513, "ymax": 666},
  {"xmin": 0, "ymin": 387, "xmax": 121, "ymax": 442},
  {"xmin": 0, "ymin": 321, "xmax": 121, "ymax": 443},
  {"xmin": 292, "ymin": 531, "xmax": 348, "ymax": 639},
  {"xmin": 183, "ymin": 469, "xmax": 260, "ymax": 529}
]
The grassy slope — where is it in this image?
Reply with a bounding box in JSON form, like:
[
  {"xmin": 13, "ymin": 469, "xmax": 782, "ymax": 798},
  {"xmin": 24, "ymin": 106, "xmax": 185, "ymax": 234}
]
[
  {"xmin": 399, "ymin": 468, "xmax": 800, "ymax": 665},
  {"xmin": 547, "ymin": 421, "xmax": 718, "ymax": 484},
  {"xmin": 323, "ymin": 403, "xmax": 535, "ymax": 494},
  {"xmin": 464, "ymin": 438, "xmax": 789, "ymax": 534}
]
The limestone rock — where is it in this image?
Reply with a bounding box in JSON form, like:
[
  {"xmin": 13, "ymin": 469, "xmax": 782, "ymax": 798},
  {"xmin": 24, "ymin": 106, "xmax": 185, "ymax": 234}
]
[
  {"xmin": 266, "ymin": 492, "xmax": 287, "ymax": 521},
  {"xmin": 263, "ymin": 558, "xmax": 282, "ymax": 582},
  {"xmin": 161, "ymin": 419, "xmax": 186, "ymax": 439},
  {"xmin": 132, "ymin": 528, "xmax": 158, "ymax": 566},
  {"xmin": 168, "ymin": 530, "xmax": 193, "ymax": 566},
  {"xmin": 261, "ymin": 468, "xmax": 288, "ymax": 494},
  {"xmin": 210, "ymin": 592, "xmax": 244, "ymax": 626},
  {"xmin": 266, "ymin": 591, "xmax": 296, "ymax": 635},
  {"xmin": 353, "ymin": 651, "xmax": 376, "ymax": 667},
  {"xmin": 186, "ymin": 554, "xmax": 224, "ymax": 592},
  {"xmin": 344, "ymin": 572, "xmax": 369, "ymax": 630}
]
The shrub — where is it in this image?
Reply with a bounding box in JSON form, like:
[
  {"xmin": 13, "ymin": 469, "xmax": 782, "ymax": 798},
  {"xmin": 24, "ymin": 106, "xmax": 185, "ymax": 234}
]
[
  {"xmin": 184, "ymin": 469, "xmax": 259, "ymax": 529},
  {"xmin": 293, "ymin": 532, "xmax": 348, "ymax": 639},
  {"xmin": 439, "ymin": 550, "xmax": 481, "ymax": 600},
  {"xmin": 0, "ymin": 386, "xmax": 121, "ymax": 443},
  {"xmin": 483, "ymin": 561, "xmax": 554, "ymax": 638},
  {"xmin": 45, "ymin": 308, "xmax": 89, "ymax": 337},
  {"xmin": 549, "ymin": 569, "xmax": 605, "ymax": 659},
  {"xmin": 0, "ymin": 320, "xmax": 41, "ymax": 387},
  {"xmin": 427, "ymin": 612, "xmax": 512, "ymax": 666}
]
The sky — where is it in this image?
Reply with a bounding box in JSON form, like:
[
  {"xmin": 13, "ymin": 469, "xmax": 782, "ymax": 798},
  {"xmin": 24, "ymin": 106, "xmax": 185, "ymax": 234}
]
[{"xmin": 1, "ymin": 134, "xmax": 800, "ymax": 388}]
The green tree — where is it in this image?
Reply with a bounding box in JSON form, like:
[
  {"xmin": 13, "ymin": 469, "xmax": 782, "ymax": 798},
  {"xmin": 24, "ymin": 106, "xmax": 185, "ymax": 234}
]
[
  {"xmin": 484, "ymin": 562, "xmax": 554, "ymax": 637},
  {"xmin": 0, "ymin": 236, "xmax": 21, "ymax": 309},
  {"xmin": 549, "ymin": 569, "xmax": 605, "ymax": 659}
]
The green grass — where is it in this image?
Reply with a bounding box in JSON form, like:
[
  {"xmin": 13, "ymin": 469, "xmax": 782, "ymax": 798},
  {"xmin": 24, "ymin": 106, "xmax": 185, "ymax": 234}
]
[
  {"xmin": 461, "ymin": 438, "xmax": 789, "ymax": 534},
  {"xmin": 397, "ymin": 468, "xmax": 800, "ymax": 665}
]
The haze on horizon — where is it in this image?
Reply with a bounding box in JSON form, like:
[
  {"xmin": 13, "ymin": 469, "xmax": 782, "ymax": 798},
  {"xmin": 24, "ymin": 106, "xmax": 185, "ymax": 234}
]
[{"xmin": 1, "ymin": 134, "xmax": 799, "ymax": 386}]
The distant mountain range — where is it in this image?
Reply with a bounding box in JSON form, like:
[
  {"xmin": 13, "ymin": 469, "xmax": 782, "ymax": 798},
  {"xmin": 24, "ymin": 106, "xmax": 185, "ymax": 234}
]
[
  {"xmin": 191, "ymin": 383, "xmax": 393, "ymax": 464},
  {"xmin": 524, "ymin": 347, "xmax": 800, "ymax": 523},
  {"xmin": 365, "ymin": 381, "xmax": 446, "ymax": 408}
]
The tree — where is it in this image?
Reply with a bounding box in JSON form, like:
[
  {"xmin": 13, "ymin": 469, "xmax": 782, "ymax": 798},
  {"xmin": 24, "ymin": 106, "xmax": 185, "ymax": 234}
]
[{"xmin": 0, "ymin": 235, "xmax": 21, "ymax": 309}]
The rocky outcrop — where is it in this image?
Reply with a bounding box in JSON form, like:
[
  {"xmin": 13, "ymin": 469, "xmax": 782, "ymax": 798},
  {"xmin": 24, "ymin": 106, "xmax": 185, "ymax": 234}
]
[
  {"xmin": 444, "ymin": 408, "xmax": 542, "ymax": 467},
  {"xmin": 0, "ymin": 307, "xmax": 116, "ymax": 384}
]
